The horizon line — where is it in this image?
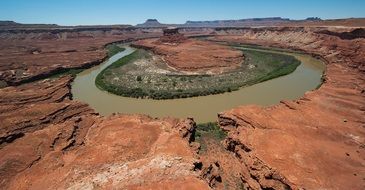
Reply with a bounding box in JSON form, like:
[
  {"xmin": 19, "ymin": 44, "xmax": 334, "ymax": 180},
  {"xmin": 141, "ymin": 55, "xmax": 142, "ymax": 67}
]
[{"xmin": 1, "ymin": 16, "xmax": 364, "ymax": 26}]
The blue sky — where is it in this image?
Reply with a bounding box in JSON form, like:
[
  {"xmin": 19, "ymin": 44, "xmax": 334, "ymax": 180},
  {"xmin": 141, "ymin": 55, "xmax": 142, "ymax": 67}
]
[{"xmin": 0, "ymin": 0, "xmax": 364, "ymax": 25}]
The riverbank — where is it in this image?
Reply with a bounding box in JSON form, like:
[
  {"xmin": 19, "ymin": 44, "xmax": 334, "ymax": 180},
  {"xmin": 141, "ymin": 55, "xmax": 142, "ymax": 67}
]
[{"xmin": 95, "ymin": 44, "xmax": 301, "ymax": 99}]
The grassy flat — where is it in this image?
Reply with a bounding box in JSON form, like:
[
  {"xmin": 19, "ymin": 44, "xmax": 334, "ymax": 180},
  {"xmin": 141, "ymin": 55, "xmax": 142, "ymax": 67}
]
[{"xmin": 95, "ymin": 45, "xmax": 301, "ymax": 99}]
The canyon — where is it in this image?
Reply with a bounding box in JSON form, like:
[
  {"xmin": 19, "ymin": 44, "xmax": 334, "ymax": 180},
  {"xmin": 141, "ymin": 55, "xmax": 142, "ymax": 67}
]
[{"xmin": 0, "ymin": 19, "xmax": 364, "ymax": 189}]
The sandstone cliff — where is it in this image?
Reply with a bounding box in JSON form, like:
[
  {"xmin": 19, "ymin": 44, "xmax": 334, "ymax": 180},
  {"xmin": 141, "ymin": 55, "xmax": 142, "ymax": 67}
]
[{"xmin": 212, "ymin": 27, "xmax": 365, "ymax": 189}]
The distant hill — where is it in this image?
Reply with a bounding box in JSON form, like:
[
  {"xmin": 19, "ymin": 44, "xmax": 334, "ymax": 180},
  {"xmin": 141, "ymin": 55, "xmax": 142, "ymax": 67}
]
[
  {"xmin": 134, "ymin": 17, "xmax": 365, "ymax": 28},
  {"xmin": 135, "ymin": 19, "xmax": 167, "ymax": 28},
  {"xmin": 305, "ymin": 17, "xmax": 322, "ymax": 21},
  {"xmin": 135, "ymin": 18, "xmax": 293, "ymax": 28},
  {"xmin": 0, "ymin": 21, "xmax": 132, "ymax": 31},
  {"xmin": 184, "ymin": 17, "xmax": 291, "ymax": 27},
  {"xmin": 2, "ymin": 17, "xmax": 364, "ymax": 31},
  {"xmin": 0, "ymin": 21, "xmax": 20, "ymax": 26},
  {"xmin": 0, "ymin": 21, "xmax": 61, "ymax": 30}
]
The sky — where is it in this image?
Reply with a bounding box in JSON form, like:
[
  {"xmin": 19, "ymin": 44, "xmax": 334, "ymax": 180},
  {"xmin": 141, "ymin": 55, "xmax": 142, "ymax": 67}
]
[{"xmin": 0, "ymin": 0, "xmax": 364, "ymax": 26}]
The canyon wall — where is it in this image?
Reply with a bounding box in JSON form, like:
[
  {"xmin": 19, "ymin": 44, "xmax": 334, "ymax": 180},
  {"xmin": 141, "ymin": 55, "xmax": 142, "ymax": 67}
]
[
  {"xmin": 212, "ymin": 27, "xmax": 365, "ymax": 189},
  {"xmin": 0, "ymin": 28, "xmax": 162, "ymax": 85}
]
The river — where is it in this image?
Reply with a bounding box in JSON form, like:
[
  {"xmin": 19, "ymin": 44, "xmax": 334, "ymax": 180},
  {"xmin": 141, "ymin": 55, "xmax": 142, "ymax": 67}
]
[{"xmin": 71, "ymin": 45, "xmax": 325, "ymax": 123}]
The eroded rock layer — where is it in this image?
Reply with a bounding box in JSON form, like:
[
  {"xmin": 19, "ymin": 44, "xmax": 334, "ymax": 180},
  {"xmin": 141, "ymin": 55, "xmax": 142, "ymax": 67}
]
[
  {"xmin": 0, "ymin": 76, "xmax": 95, "ymax": 148},
  {"xmin": 2, "ymin": 115, "xmax": 209, "ymax": 190},
  {"xmin": 0, "ymin": 28, "xmax": 164, "ymax": 85},
  {"xmin": 213, "ymin": 27, "xmax": 365, "ymax": 189}
]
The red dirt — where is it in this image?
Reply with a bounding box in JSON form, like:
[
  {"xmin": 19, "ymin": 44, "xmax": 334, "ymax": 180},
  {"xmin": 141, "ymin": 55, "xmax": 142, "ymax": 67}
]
[{"xmin": 132, "ymin": 38, "xmax": 244, "ymax": 74}]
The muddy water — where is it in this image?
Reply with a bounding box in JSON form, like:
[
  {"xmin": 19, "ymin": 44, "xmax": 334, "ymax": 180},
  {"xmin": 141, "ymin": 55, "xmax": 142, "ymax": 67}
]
[{"xmin": 71, "ymin": 45, "xmax": 325, "ymax": 123}]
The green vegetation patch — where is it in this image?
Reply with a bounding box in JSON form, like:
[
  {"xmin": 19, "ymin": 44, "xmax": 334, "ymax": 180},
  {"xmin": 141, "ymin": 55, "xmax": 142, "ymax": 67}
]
[
  {"xmin": 106, "ymin": 44, "xmax": 126, "ymax": 57},
  {"xmin": 48, "ymin": 68, "xmax": 84, "ymax": 79},
  {"xmin": 242, "ymin": 49, "xmax": 301, "ymax": 85},
  {"xmin": 235, "ymin": 44, "xmax": 302, "ymax": 54},
  {"xmin": 195, "ymin": 122, "xmax": 227, "ymax": 141},
  {"xmin": 95, "ymin": 46, "xmax": 301, "ymax": 99},
  {"xmin": 194, "ymin": 122, "xmax": 227, "ymax": 153},
  {"xmin": 95, "ymin": 50, "xmax": 150, "ymax": 95},
  {"xmin": 0, "ymin": 80, "xmax": 8, "ymax": 88}
]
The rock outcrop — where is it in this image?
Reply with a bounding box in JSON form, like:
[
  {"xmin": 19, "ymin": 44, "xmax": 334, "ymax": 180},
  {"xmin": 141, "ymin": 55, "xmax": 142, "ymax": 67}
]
[
  {"xmin": 0, "ymin": 76, "xmax": 96, "ymax": 148},
  {"xmin": 1, "ymin": 115, "xmax": 209, "ymax": 190},
  {"xmin": 212, "ymin": 27, "xmax": 365, "ymax": 189},
  {"xmin": 157, "ymin": 27, "xmax": 187, "ymax": 44},
  {"xmin": 317, "ymin": 28, "xmax": 365, "ymax": 40},
  {"xmin": 135, "ymin": 19, "xmax": 166, "ymax": 28}
]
